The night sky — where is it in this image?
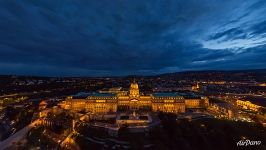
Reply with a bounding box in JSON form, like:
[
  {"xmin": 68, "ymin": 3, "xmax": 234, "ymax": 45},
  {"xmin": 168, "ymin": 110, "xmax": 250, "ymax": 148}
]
[{"xmin": 0, "ymin": 0, "xmax": 266, "ymax": 76}]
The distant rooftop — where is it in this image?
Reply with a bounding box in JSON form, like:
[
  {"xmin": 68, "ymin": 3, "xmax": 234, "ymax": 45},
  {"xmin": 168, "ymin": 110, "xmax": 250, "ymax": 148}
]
[
  {"xmin": 89, "ymin": 93, "xmax": 116, "ymax": 97},
  {"xmin": 72, "ymin": 92, "xmax": 116, "ymax": 99},
  {"xmin": 152, "ymin": 92, "xmax": 202, "ymax": 99},
  {"xmin": 240, "ymin": 97, "xmax": 266, "ymax": 107},
  {"xmin": 178, "ymin": 92, "xmax": 202, "ymax": 99},
  {"xmin": 72, "ymin": 92, "xmax": 92, "ymax": 99},
  {"xmin": 152, "ymin": 93, "xmax": 182, "ymax": 97}
]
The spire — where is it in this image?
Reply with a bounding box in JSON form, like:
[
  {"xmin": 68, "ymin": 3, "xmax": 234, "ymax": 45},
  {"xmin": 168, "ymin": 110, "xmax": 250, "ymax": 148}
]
[
  {"xmin": 133, "ymin": 78, "xmax": 136, "ymax": 83},
  {"xmin": 196, "ymin": 82, "xmax": 199, "ymax": 88}
]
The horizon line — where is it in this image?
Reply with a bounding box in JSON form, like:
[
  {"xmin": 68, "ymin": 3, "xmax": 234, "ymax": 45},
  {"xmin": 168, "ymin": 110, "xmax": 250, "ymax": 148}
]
[{"xmin": 1, "ymin": 68, "xmax": 265, "ymax": 78}]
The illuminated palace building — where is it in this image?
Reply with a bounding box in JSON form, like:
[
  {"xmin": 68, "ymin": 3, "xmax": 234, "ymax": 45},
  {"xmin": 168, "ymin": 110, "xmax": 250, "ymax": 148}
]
[{"xmin": 60, "ymin": 81, "xmax": 209, "ymax": 113}]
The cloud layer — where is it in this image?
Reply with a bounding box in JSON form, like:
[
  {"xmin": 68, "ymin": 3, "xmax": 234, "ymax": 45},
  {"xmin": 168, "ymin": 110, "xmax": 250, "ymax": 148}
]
[{"xmin": 0, "ymin": 0, "xmax": 266, "ymax": 76}]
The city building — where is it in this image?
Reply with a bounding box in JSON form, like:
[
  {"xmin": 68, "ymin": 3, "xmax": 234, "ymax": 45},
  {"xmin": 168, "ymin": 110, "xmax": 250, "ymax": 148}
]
[
  {"xmin": 99, "ymin": 87, "xmax": 128, "ymax": 96},
  {"xmin": 209, "ymin": 102, "xmax": 235, "ymax": 119},
  {"xmin": 192, "ymin": 82, "xmax": 200, "ymax": 92},
  {"xmin": 59, "ymin": 81, "xmax": 209, "ymax": 113},
  {"xmin": 236, "ymin": 97, "xmax": 266, "ymax": 112}
]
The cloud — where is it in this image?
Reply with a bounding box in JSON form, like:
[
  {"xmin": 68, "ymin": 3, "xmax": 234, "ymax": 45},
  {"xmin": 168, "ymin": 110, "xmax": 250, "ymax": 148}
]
[
  {"xmin": 198, "ymin": 1, "xmax": 266, "ymax": 50},
  {"xmin": 0, "ymin": 0, "xmax": 265, "ymax": 76}
]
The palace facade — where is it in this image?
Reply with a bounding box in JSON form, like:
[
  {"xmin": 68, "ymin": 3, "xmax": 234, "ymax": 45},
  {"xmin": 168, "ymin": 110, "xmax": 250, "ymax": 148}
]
[{"xmin": 60, "ymin": 81, "xmax": 209, "ymax": 113}]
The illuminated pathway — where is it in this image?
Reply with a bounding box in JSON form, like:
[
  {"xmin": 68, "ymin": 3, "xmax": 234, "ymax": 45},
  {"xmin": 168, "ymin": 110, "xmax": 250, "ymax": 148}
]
[
  {"xmin": 60, "ymin": 132, "xmax": 74, "ymax": 147},
  {"xmin": 0, "ymin": 120, "xmax": 39, "ymax": 150}
]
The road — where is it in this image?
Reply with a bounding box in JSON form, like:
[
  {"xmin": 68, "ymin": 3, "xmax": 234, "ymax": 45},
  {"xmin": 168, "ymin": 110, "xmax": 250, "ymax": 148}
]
[
  {"xmin": 60, "ymin": 132, "xmax": 74, "ymax": 148},
  {"xmin": 0, "ymin": 120, "xmax": 39, "ymax": 150}
]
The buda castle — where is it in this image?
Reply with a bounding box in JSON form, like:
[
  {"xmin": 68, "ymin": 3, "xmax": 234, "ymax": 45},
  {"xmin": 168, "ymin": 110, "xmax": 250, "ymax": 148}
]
[{"xmin": 60, "ymin": 81, "xmax": 209, "ymax": 113}]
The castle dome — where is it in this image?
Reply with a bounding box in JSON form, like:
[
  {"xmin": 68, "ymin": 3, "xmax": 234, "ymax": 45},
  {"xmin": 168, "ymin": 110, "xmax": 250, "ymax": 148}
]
[{"xmin": 129, "ymin": 81, "xmax": 139, "ymax": 97}]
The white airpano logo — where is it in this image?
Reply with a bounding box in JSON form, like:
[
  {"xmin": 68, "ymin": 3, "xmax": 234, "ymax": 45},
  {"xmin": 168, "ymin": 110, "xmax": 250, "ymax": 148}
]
[{"xmin": 237, "ymin": 139, "xmax": 261, "ymax": 146}]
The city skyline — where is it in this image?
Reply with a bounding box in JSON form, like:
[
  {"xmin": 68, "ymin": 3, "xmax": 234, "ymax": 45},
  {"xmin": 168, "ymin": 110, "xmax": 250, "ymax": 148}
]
[
  {"xmin": 0, "ymin": 0, "xmax": 266, "ymax": 76},
  {"xmin": 0, "ymin": 1, "xmax": 265, "ymax": 150},
  {"xmin": 0, "ymin": 69, "xmax": 265, "ymax": 149}
]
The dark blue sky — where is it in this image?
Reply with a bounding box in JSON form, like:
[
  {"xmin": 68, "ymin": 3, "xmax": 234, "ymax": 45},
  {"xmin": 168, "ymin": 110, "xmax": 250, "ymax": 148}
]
[{"xmin": 0, "ymin": 0, "xmax": 266, "ymax": 76}]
